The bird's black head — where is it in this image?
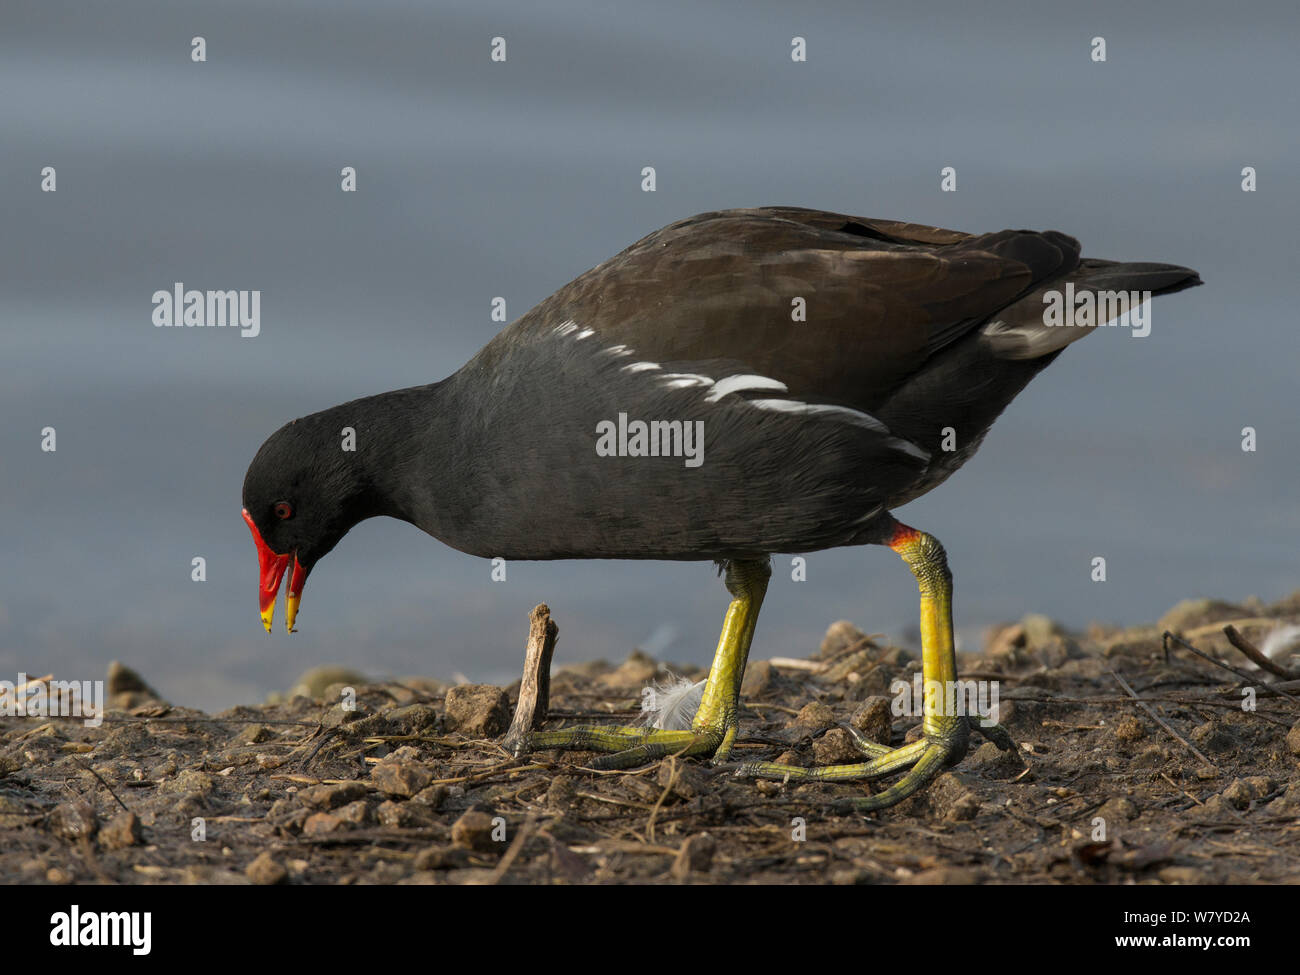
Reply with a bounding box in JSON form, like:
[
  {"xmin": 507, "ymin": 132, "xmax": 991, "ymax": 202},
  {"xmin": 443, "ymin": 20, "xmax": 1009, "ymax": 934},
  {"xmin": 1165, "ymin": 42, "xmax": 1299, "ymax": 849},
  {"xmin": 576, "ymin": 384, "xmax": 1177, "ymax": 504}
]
[{"xmin": 241, "ymin": 414, "xmax": 370, "ymax": 633}]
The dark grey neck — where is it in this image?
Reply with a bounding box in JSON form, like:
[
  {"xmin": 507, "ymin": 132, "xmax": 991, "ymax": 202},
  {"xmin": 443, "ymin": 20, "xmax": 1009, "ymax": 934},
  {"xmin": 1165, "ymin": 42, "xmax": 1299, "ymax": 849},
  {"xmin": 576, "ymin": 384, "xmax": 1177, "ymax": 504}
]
[{"xmin": 311, "ymin": 379, "xmax": 472, "ymax": 546}]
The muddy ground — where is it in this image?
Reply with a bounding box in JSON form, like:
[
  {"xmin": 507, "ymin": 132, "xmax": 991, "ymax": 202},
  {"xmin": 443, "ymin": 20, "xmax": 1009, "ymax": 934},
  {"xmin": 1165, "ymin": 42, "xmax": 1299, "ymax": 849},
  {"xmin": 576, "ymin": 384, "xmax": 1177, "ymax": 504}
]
[{"xmin": 3, "ymin": 594, "xmax": 1300, "ymax": 885}]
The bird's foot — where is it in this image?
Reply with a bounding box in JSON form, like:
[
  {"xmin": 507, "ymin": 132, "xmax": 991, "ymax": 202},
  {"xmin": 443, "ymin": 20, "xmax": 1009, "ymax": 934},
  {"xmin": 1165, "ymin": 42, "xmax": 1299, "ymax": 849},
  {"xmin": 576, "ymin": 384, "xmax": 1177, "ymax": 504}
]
[
  {"xmin": 522, "ymin": 721, "xmax": 737, "ymax": 770},
  {"xmin": 735, "ymin": 714, "xmax": 1004, "ymax": 814}
]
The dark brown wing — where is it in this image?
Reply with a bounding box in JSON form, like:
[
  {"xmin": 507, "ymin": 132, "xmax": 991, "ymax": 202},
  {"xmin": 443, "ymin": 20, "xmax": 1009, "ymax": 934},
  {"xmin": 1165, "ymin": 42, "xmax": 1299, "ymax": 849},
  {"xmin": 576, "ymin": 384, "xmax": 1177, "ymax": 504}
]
[{"xmin": 517, "ymin": 206, "xmax": 1080, "ymax": 412}]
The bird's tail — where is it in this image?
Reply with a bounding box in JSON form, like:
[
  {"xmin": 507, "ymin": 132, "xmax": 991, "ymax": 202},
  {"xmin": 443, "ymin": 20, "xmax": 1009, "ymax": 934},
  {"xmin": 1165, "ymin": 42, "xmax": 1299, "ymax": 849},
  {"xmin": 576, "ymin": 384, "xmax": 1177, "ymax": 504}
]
[{"xmin": 981, "ymin": 259, "xmax": 1202, "ymax": 360}]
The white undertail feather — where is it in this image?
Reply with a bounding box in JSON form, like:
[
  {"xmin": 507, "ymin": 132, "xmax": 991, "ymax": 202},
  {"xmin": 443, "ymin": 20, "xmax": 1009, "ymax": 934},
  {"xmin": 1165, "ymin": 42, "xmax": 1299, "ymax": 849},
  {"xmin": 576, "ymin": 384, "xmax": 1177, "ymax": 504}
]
[
  {"xmin": 1261, "ymin": 624, "xmax": 1300, "ymax": 661},
  {"xmin": 641, "ymin": 673, "xmax": 706, "ymax": 731}
]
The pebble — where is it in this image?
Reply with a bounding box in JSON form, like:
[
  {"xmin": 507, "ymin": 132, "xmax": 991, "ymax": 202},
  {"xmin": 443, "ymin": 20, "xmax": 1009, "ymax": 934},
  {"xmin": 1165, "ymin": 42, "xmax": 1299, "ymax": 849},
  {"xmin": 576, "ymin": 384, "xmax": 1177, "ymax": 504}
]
[
  {"xmin": 300, "ymin": 782, "xmax": 368, "ymax": 809},
  {"xmin": 99, "ymin": 811, "xmax": 142, "ymax": 849},
  {"xmin": 245, "ymin": 851, "xmax": 288, "ymax": 885},
  {"xmin": 1113, "ymin": 715, "xmax": 1145, "ymax": 743},
  {"xmin": 451, "ymin": 810, "xmax": 499, "ymax": 852},
  {"xmin": 370, "ymin": 759, "xmax": 435, "ymax": 798},
  {"xmin": 812, "ymin": 728, "xmax": 861, "ymax": 765},
  {"xmin": 671, "ymin": 833, "xmax": 716, "ymax": 879},
  {"xmin": 443, "ymin": 685, "xmax": 511, "ymax": 737},
  {"xmin": 1286, "ymin": 720, "xmax": 1300, "ymax": 758},
  {"xmin": 849, "ymin": 696, "xmax": 893, "ymax": 745},
  {"xmin": 788, "ymin": 701, "xmax": 836, "ymax": 732},
  {"xmin": 50, "ymin": 800, "xmax": 97, "ymax": 840}
]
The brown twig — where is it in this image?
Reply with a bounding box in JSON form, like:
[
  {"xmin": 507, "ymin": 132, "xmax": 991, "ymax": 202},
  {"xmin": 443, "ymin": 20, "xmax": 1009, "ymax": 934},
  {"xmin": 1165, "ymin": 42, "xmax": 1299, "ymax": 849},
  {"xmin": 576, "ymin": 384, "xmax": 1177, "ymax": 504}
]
[
  {"xmin": 1223, "ymin": 624, "xmax": 1300, "ymax": 680},
  {"xmin": 503, "ymin": 604, "xmax": 559, "ymax": 756},
  {"xmin": 646, "ymin": 754, "xmax": 681, "ymax": 844},
  {"xmin": 1163, "ymin": 631, "xmax": 1300, "ymax": 705},
  {"xmin": 479, "ymin": 813, "xmax": 538, "ymax": 885},
  {"xmin": 71, "ymin": 757, "xmax": 130, "ymax": 813}
]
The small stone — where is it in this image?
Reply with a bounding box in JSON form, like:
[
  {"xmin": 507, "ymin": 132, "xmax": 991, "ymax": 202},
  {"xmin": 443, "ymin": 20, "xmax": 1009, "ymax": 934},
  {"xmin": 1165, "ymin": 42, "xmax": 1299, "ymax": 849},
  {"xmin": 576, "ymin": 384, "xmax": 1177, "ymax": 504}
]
[
  {"xmin": 1286, "ymin": 720, "xmax": 1300, "ymax": 758},
  {"xmin": 819, "ymin": 620, "xmax": 868, "ymax": 659},
  {"xmin": 336, "ymin": 800, "xmax": 370, "ymax": 825},
  {"xmin": 301, "ymin": 811, "xmax": 345, "ymax": 835},
  {"xmin": 321, "ymin": 705, "xmax": 364, "ymax": 729},
  {"xmin": 1097, "ymin": 797, "xmax": 1139, "ymax": 822},
  {"xmin": 235, "ymin": 724, "xmax": 275, "ymax": 744},
  {"xmin": 181, "ymin": 866, "xmax": 250, "ymax": 885},
  {"xmin": 451, "ymin": 810, "xmax": 499, "ymax": 852},
  {"xmin": 245, "ymin": 851, "xmax": 288, "ymax": 885},
  {"xmin": 50, "ymin": 801, "xmax": 97, "ymax": 840},
  {"xmin": 1131, "ymin": 745, "xmax": 1170, "ymax": 768},
  {"xmin": 46, "ymin": 867, "xmax": 74, "ymax": 884},
  {"xmin": 1221, "ymin": 776, "xmax": 1276, "ymax": 810},
  {"xmin": 106, "ymin": 660, "xmax": 167, "ymax": 710},
  {"xmin": 99, "ymin": 811, "xmax": 141, "ymax": 850},
  {"xmin": 414, "ymin": 846, "xmax": 471, "ymax": 870},
  {"xmin": 812, "ymin": 728, "xmax": 860, "ymax": 765},
  {"xmin": 20, "ymin": 858, "xmax": 48, "ymax": 876},
  {"xmin": 985, "ymin": 623, "xmax": 1027, "ymax": 657},
  {"xmin": 300, "ymin": 782, "xmax": 368, "ymax": 809},
  {"xmin": 376, "ymin": 799, "xmax": 437, "ymax": 828},
  {"xmin": 945, "ymin": 793, "xmax": 982, "ymax": 822},
  {"xmin": 1113, "ymin": 715, "xmax": 1145, "ymax": 743},
  {"xmin": 849, "ymin": 696, "xmax": 893, "ymax": 745},
  {"xmin": 348, "ymin": 713, "xmax": 392, "ymax": 737},
  {"xmin": 288, "ymin": 666, "xmax": 370, "ymax": 701},
  {"xmin": 789, "ymin": 701, "xmax": 836, "ymax": 732},
  {"xmin": 654, "ymin": 762, "xmax": 710, "ymax": 800},
  {"xmin": 927, "ymin": 773, "xmax": 981, "ymax": 821},
  {"xmin": 1158, "ymin": 598, "xmax": 1244, "ymax": 635},
  {"xmin": 370, "ymin": 759, "xmax": 435, "ymax": 798},
  {"xmin": 964, "ymin": 741, "xmax": 1025, "ymax": 778},
  {"xmin": 162, "ymin": 770, "xmax": 215, "ymax": 796},
  {"xmin": 671, "ymin": 833, "xmax": 716, "ymax": 879},
  {"xmin": 596, "ymin": 651, "xmax": 661, "ymax": 688},
  {"xmin": 387, "ymin": 704, "xmax": 440, "ymax": 735},
  {"xmin": 1036, "ymin": 638, "xmax": 1073, "ymax": 669},
  {"xmin": 1020, "ymin": 613, "xmax": 1065, "ymax": 648},
  {"xmin": 1265, "ymin": 795, "xmax": 1293, "ymax": 816},
  {"xmin": 1158, "ymin": 866, "xmax": 1204, "ymax": 885},
  {"xmin": 1189, "ymin": 720, "xmax": 1237, "ymax": 753},
  {"xmin": 443, "ymin": 685, "xmax": 511, "ymax": 738},
  {"xmin": 1200, "ymin": 794, "xmax": 1230, "ymax": 816}
]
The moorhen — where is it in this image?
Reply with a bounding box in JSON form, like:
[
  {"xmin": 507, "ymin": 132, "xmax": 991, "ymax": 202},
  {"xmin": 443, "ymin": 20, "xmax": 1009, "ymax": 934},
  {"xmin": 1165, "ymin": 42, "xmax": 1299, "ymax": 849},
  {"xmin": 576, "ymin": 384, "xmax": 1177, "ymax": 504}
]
[{"xmin": 242, "ymin": 207, "xmax": 1200, "ymax": 811}]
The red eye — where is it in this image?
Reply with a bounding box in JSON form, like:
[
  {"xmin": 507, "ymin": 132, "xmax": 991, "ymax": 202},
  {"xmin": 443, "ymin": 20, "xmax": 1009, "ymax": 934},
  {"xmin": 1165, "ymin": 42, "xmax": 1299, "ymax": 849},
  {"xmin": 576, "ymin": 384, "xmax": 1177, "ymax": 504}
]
[{"xmin": 273, "ymin": 501, "xmax": 293, "ymax": 520}]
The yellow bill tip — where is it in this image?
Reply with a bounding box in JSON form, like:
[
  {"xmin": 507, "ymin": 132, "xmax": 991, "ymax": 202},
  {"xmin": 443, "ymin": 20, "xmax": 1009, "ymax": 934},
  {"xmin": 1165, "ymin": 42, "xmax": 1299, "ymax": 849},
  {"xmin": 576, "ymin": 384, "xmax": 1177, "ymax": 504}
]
[{"xmin": 285, "ymin": 591, "xmax": 300, "ymax": 634}]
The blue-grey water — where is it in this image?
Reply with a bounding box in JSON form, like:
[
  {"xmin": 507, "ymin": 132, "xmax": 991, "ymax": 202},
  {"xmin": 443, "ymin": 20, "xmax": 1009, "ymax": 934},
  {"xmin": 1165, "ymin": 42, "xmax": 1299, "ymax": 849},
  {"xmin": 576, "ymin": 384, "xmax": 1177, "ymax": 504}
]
[{"xmin": 2, "ymin": 1, "xmax": 1297, "ymax": 711}]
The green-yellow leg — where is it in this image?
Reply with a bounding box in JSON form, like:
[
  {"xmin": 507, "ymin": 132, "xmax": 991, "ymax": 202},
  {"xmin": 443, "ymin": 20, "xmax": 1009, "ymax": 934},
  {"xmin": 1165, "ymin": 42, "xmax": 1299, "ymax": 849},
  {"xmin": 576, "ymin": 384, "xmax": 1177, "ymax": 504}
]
[
  {"xmin": 524, "ymin": 559, "xmax": 771, "ymax": 769},
  {"xmin": 736, "ymin": 523, "xmax": 979, "ymax": 813}
]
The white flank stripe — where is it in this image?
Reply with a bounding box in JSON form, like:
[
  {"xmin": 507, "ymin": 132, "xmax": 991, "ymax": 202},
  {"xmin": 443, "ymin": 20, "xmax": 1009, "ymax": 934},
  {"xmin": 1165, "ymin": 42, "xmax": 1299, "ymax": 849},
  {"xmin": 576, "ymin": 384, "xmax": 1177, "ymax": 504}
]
[
  {"xmin": 748, "ymin": 399, "xmax": 930, "ymax": 462},
  {"xmin": 704, "ymin": 374, "xmax": 789, "ymax": 402},
  {"xmin": 886, "ymin": 438, "xmax": 931, "ymax": 462},
  {"xmin": 621, "ymin": 361, "xmax": 661, "ymax": 373},
  {"xmin": 576, "ymin": 328, "xmax": 595, "ymax": 339},
  {"xmin": 553, "ymin": 320, "xmax": 578, "ymax": 336},
  {"xmin": 660, "ymin": 372, "xmax": 714, "ymax": 389}
]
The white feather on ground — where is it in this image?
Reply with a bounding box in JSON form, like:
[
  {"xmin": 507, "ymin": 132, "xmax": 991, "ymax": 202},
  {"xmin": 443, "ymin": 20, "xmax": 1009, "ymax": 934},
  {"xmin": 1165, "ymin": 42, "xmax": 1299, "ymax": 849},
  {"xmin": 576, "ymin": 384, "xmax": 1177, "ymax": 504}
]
[
  {"xmin": 640, "ymin": 673, "xmax": 705, "ymax": 730},
  {"xmin": 1261, "ymin": 624, "xmax": 1300, "ymax": 661}
]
